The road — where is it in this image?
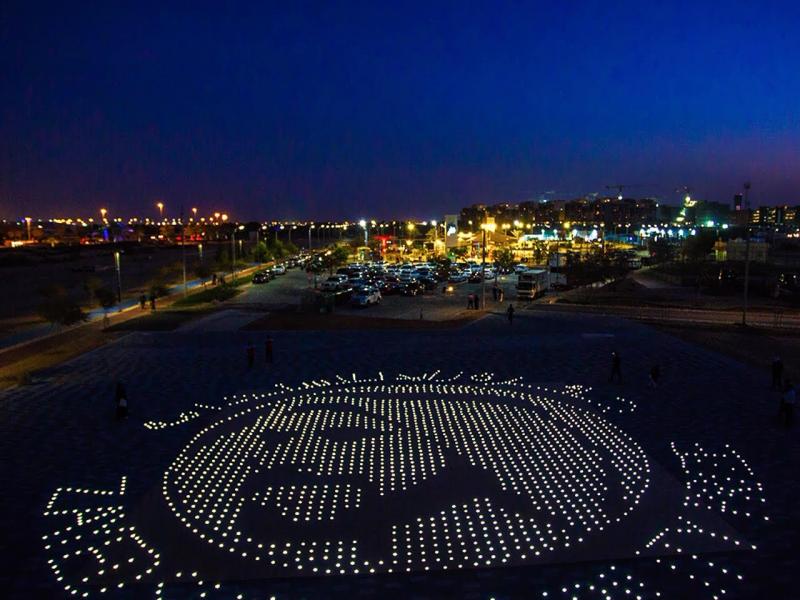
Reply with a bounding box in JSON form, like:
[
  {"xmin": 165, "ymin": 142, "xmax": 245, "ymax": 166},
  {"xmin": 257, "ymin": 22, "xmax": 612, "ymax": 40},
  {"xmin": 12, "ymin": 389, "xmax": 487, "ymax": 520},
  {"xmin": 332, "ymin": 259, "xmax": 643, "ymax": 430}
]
[
  {"xmin": 629, "ymin": 267, "xmax": 678, "ymax": 289},
  {"xmin": 528, "ymin": 301, "xmax": 800, "ymax": 329}
]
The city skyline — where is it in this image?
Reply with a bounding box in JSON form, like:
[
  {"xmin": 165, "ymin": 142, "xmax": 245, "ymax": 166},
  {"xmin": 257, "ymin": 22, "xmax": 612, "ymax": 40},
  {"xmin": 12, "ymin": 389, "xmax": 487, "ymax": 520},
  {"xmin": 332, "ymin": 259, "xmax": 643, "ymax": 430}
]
[{"xmin": 2, "ymin": 1, "xmax": 799, "ymax": 219}]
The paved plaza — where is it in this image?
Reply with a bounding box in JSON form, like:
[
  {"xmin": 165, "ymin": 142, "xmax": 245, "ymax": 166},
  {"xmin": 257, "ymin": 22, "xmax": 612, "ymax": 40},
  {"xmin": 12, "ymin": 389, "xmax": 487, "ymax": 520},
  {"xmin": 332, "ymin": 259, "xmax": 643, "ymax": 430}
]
[{"xmin": 0, "ymin": 310, "xmax": 798, "ymax": 599}]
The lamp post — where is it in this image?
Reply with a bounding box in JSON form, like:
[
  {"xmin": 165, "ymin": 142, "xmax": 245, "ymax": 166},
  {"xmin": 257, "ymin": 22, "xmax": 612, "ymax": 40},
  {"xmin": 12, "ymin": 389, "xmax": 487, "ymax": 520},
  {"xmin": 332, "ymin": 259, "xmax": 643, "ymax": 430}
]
[
  {"xmin": 156, "ymin": 202, "xmax": 164, "ymax": 221},
  {"xmin": 113, "ymin": 250, "xmax": 122, "ymax": 305},
  {"xmin": 25, "ymin": 217, "xmax": 32, "ymax": 241},
  {"xmin": 231, "ymin": 227, "xmax": 236, "ymax": 280},
  {"xmin": 359, "ymin": 219, "xmax": 368, "ymax": 245},
  {"xmin": 308, "ymin": 224, "xmax": 313, "ymax": 251},
  {"xmin": 742, "ymin": 182, "xmax": 752, "ymax": 326},
  {"xmin": 180, "ymin": 206, "xmax": 187, "ymax": 296},
  {"xmin": 480, "ymin": 222, "xmax": 496, "ymax": 309}
]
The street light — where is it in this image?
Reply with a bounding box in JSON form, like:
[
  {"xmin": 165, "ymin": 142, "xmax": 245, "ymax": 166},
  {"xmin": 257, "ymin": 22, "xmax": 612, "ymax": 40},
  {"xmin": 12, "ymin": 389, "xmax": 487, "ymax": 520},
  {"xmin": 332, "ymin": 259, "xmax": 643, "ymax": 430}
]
[
  {"xmin": 113, "ymin": 251, "xmax": 122, "ymax": 305},
  {"xmin": 359, "ymin": 219, "xmax": 368, "ymax": 246},
  {"xmin": 156, "ymin": 202, "xmax": 164, "ymax": 221},
  {"xmin": 191, "ymin": 207, "xmax": 198, "ymax": 221},
  {"xmin": 742, "ymin": 182, "xmax": 752, "ymax": 326},
  {"xmin": 480, "ymin": 222, "xmax": 497, "ymax": 309},
  {"xmin": 100, "ymin": 208, "xmax": 108, "ymax": 223}
]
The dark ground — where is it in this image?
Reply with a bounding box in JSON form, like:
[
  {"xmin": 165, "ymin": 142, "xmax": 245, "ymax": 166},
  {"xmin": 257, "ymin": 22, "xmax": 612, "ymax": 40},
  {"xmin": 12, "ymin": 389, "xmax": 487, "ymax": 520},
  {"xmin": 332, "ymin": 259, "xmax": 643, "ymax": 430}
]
[{"xmin": 0, "ymin": 311, "xmax": 797, "ymax": 599}]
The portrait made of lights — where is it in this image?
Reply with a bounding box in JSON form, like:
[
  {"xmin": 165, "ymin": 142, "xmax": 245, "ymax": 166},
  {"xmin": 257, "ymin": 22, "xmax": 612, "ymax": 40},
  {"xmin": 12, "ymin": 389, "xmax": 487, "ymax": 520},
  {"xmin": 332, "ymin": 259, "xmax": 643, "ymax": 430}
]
[{"xmin": 42, "ymin": 372, "xmax": 768, "ymax": 599}]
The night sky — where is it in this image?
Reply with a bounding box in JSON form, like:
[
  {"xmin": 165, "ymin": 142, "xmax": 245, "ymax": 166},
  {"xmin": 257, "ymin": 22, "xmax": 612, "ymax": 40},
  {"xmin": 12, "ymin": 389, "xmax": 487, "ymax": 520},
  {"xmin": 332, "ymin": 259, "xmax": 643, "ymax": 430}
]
[{"xmin": 1, "ymin": 1, "xmax": 799, "ymax": 220}]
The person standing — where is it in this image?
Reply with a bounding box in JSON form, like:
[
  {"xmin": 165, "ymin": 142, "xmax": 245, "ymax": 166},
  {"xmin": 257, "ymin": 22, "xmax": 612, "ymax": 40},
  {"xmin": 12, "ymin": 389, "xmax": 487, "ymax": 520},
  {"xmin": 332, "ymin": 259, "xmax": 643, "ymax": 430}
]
[
  {"xmin": 149, "ymin": 294, "xmax": 156, "ymax": 311},
  {"xmin": 265, "ymin": 335, "xmax": 273, "ymax": 364},
  {"xmin": 115, "ymin": 381, "xmax": 128, "ymax": 419},
  {"xmin": 507, "ymin": 303, "xmax": 515, "ymax": 325},
  {"xmin": 772, "ymin": 356, "xmax": 784, "ymax": 389},
  {"xmin": 609, "ymin": 351, "xmax": 622, "ymax": 383},
  {"xmin": 139, "ymin": 294, "xmax": 147, "ymax": 310},
  {"xmin": 246, "ymin": 341, "xmax": 255, "ymax": 369},
  {"xmin": 649, "ymin": 364, "xmax": 661, "ymax": 388}
]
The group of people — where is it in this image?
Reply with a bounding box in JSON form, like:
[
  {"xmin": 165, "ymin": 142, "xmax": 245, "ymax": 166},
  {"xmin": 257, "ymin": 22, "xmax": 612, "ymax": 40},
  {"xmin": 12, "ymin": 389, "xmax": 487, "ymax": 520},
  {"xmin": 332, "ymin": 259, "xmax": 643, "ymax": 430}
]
[
  {"xmin": 466, "ymin": 285, "xmax": 508, "ymax": 310},
  {"xmin": 607, "ymin": 351, "xmax": 661, "ymax": 388},
  {"xmin": 773, "ymin": 356, "xmax": 796, "ymax": 426},
  {"xmin": 491, "ymin": 283, "xmax": 505, "ymax": 302},
  {"xmin": 246, "ymin": 336, "xmax": 274, "ymax": 368},
  {"xmin": 138, "ymin": 293, "xmax": 157, "ymax": 311}
]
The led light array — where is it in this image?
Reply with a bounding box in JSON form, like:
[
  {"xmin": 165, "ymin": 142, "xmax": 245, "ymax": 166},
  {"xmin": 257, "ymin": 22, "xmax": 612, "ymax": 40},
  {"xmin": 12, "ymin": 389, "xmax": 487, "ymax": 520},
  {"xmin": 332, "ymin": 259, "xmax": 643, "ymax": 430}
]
[
  {"xmin": 161, "ymin": 374, "xmax": 650, "ymax": 576},
  {"xmin": 252, "ymin": 483, "xmax": 362, "ymax": 521},
  {"xmin": 42, "ymin": 478, "xmax": 160, "ymax": 597},
  {"xmin": 144, "ymin": 410, "xmax": 201, "ymax": 430},
  {"xmin": 671, "ymin": 442, "xmax": 767, "ymax": 521}
]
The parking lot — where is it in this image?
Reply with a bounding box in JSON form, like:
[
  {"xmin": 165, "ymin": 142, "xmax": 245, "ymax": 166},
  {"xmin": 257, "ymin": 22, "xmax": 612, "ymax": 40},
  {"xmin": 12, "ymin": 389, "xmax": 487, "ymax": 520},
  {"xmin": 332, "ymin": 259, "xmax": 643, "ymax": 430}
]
[{"xmin": 233, "ymin": 265, "xmax": 521, "ymax": 321}]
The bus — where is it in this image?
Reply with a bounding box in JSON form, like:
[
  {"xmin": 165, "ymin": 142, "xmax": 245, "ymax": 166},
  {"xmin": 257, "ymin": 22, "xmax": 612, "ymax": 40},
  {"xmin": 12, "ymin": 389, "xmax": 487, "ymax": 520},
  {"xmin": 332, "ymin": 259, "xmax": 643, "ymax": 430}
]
[{"xmin": 516, "ymin": 269, "xmax": 549, "ymax": 300}]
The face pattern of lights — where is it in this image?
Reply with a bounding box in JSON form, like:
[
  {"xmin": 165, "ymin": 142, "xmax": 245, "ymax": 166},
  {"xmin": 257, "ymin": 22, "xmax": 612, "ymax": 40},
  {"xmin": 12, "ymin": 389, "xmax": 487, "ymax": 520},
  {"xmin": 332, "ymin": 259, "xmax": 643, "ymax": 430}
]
[
  {"xmin": 158, "ymin": 372, "xmax": 651, "ymax": 578},
  {"xmin": 41, "ymin": 372, "xmax": 770, "ymax": 600}
]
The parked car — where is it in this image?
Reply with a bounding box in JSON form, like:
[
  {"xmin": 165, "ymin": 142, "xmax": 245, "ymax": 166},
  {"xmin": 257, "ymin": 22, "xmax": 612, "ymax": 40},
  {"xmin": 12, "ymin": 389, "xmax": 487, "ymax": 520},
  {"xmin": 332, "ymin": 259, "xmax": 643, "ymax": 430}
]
[
  {"xmin": 252, "ymin": 270, "xmax": 273, "ymax": 284},
  {"xmin": 401, "ymin": 281, "xmax": 425, "ymax": 296},
  {"xmin": 448, "ymin": 271, "xmax": 468, "ymax": 283},
  {"xmin": 320, "ymin": 275, "xmax": 348, "ymax": 291},
  {"xmin": 270, "ymin": 264, "xmax": 287, "ymax": 275},
  {"xmin": 376, "ymin": 275, "xmax": 401, "ymax": 294},
  {"xmin": 351, "ymin": 286, "xmax": 382, "ymax": 307},
  {"xmin": 418, "ymin": 276, "xmax": 439, "ymax": 290},
  {"xmin": 514, "ymin": 264, "xmax": 529, "ymax": 274},
  {"xmin": 468, "ymin": 271, "xmax": 483, "ymax": 283}
]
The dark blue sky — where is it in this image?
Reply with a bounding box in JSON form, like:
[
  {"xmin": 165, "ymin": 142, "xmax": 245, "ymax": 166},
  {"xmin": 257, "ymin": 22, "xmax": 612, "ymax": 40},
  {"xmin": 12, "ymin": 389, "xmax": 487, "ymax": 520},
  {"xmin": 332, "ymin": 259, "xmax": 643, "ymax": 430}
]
[{"xmin": 1, "ymin": 1, "xmax": 799, "ymax": 220}]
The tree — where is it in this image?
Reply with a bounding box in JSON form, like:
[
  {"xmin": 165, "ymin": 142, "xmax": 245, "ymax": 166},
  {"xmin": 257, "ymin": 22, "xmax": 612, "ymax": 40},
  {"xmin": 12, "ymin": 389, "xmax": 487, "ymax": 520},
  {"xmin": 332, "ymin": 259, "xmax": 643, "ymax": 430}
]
[
  {"xmin": 252, "ymin": 241, "xmax": 271, "ymax": 263},
  {"xmin": 682, "ymin": 231, "xmax": 716, "ymax": 262},
  {"xmin": 83, "ymin": 275, "xmax": 103, "ymax": 306},
  {"xmin": 648, "ymin": 238, "xmax": 672, "ymax": 263},
  {"xmin": 321, "ymin": 246, "xmax": 350, "ymax": 274},
  {"xmin": 194, "ymin": 263, "xmax": 213, "ymax": 286},
  {"xmin": 493, "ymin": 247, "xmax": 515, "ymax": 273},
  {"xmin": 266, "ymin": 239, "xmax": 289, "ymax": 259},
  {"xmin": 94, "ymin": 286, "xmax": 117, "ymax": 313},
  {"xmin": 532, "ymin": 243, "xmax": 547, "ymax": 265},
  {"xmin": 37, "ymin": 285, "xmax": 86, "ymax": 326},
  {"xmin": 147, "ymin": 272, "xmax": 170, "ymax": 298}
]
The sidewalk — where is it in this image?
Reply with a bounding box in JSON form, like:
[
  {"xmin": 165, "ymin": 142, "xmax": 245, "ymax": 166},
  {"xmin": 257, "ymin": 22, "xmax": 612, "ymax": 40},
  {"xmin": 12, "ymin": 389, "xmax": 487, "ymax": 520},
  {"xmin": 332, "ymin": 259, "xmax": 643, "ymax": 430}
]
[
  {"xmin": 527, "ymin": 301, "xmax": 800, "ymax": 329},
  {"xmin": 0, "ymin": 264, "xmax": 264, "ymax": 355}
]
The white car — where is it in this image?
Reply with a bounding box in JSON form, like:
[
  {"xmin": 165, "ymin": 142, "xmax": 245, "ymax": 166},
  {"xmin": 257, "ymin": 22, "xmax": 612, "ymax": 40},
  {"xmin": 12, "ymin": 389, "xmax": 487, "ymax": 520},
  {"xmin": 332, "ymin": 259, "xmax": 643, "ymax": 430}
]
[
  {"xmin": 320, "ymin": 275, "xmax": 348, "ymax": 291},
  {"xmin": 351, "ymin": 286, "xmax": 382, "ymax": 307}
]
